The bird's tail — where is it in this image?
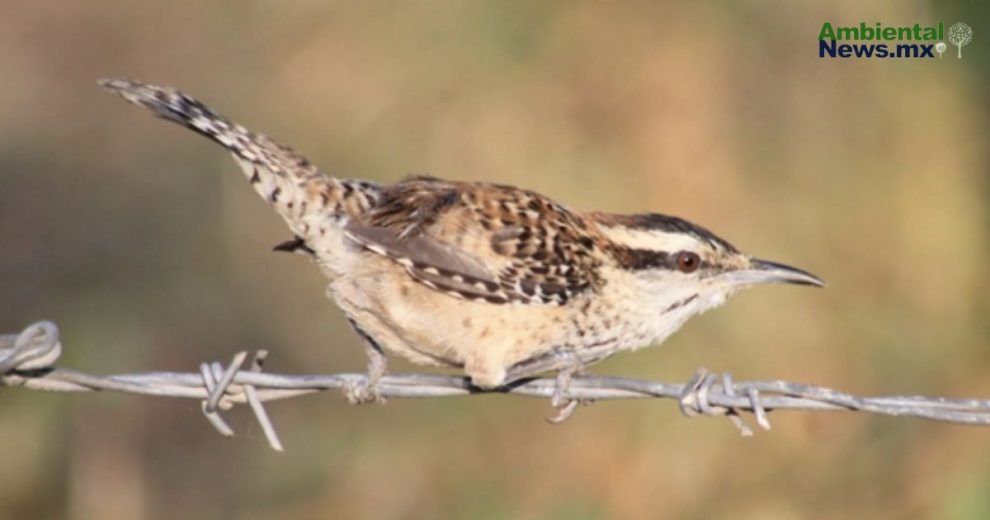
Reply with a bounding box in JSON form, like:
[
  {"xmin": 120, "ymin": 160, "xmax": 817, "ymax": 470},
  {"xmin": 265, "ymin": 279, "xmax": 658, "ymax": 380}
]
[{"xmin": 100, "ymin": 78, "xmax": 379, "ymax": 240}]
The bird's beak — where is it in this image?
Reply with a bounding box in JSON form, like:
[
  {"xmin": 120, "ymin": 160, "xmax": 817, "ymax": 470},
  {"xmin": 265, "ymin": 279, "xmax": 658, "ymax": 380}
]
[{"xmin": 724, "ymin": 258, "xmax": 825, "ymax": 288}]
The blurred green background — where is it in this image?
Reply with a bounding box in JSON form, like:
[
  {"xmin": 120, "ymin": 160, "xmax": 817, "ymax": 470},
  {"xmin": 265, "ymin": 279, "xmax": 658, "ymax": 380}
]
[{"xmin": 1, "ymin": 1, "xmax": 988, "ymax": 518}]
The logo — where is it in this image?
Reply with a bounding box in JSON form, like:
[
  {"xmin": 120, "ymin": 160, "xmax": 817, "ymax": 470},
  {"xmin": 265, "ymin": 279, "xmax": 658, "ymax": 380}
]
[
  {"xmin": 819, "ymin": 22, "xmax": 973, "ymax": 59},
  {"xmin": 947, "ymin": 22, "xmax": 973, "ymax": 58}
]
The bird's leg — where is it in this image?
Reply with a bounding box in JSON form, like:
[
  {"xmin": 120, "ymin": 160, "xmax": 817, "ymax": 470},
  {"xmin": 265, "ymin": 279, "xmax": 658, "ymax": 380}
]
[
  {"xmin": 549, "ymin": 351, "xmax": 584, "ymax": 408},
  {"xmin": 506, "ymin": 347, "xmax": 608, "ymax": 382},
  {"xmin": 343, "ymin": 318, "xmax": 388, "ymax": 405}
]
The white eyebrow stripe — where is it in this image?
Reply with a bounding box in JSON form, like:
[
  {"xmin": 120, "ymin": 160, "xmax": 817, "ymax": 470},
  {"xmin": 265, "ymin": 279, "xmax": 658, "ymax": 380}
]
[{"xmin": 599, "ymin": 226, "xmax": 705, "ymax": 252}]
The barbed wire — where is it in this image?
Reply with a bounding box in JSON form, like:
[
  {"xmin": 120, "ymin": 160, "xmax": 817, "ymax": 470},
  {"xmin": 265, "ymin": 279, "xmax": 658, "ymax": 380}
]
[{"xmin": 3, "ymin": 321, "xmax": 989, "ymax": 451}]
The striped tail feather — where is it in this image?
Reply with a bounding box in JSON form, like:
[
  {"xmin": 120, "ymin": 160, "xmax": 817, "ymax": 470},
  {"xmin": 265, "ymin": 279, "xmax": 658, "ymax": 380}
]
[{"xmin": 100, "ymin": 78, "xmax": 380, "ymax": 241}]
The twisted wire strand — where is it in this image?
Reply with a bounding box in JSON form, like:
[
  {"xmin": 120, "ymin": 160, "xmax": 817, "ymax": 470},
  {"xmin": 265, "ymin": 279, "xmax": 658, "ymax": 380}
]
[{"xmin": 2, "ymin": 321, "xmax": 989, "ymax": 451}]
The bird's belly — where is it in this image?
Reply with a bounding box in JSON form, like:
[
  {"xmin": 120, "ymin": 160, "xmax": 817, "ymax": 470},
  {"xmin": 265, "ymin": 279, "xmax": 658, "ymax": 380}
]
[
  {"xmin": 333, "ymin": 258, "xmax": 610, "ymax": 384},
  {"xmin": 375, "ymin": 280, "xmax": 576, "ymax": 367}
]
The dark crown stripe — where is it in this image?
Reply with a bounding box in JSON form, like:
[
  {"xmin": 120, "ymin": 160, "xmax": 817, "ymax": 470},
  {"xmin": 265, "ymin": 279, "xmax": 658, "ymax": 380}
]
[
  {"xmin": 633, "ymin": 214, "xmax": 738, "ymax": 253},
  {"xmin": 596, "ymin": 212, "xmax": 739, "ymax": 253}
]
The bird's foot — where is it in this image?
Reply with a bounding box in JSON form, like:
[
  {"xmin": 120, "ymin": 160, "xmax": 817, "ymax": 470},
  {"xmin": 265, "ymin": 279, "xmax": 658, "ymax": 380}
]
[
  {"xmin": 344, "ymin": 375, "xmax": 386, "ymax": 405},
  {"xmin": 545, "ymin": 350, "xmax": 589, "ymax": 424}
]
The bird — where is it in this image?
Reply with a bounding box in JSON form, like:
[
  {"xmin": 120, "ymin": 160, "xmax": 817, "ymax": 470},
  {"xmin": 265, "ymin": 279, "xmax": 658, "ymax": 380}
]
[{"xmin": 100, "ymin": 78, "xmax": 824, "ymax": 415}]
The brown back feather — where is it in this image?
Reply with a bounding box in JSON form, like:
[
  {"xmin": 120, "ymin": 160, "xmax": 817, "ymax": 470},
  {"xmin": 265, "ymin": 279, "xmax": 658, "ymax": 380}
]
[{"xmin": 345, "ymin": 178, "xmax": 607, "ymax": 305}]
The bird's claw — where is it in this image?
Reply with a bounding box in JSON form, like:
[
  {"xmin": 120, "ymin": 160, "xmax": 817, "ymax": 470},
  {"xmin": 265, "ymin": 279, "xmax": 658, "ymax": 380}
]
[
  {"xmin": 546, "ymin": 399, "xmax": 580, "ymax": 424},
  {"xmin": 344, "ymin": 376, "xmax": 386, "ymax": 405}
]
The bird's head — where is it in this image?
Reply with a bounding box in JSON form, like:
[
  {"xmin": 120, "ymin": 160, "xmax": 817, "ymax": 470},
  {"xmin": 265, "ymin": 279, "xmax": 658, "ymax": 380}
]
[{"xmin": 593, "ymin": 212, "xmax": 823, "ymax": 328}]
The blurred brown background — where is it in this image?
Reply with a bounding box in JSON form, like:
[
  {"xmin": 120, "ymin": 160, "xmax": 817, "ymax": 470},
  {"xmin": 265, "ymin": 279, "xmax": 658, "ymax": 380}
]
[{"xmin": 1, "ymin": 1, "xmax": 988, "ymax": 518}]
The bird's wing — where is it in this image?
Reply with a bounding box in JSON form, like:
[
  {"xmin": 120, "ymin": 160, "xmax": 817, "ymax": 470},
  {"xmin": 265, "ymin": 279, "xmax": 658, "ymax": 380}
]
[{"xmin": 344, "ymin": 178, "xmax": 605, "ymax": 305}]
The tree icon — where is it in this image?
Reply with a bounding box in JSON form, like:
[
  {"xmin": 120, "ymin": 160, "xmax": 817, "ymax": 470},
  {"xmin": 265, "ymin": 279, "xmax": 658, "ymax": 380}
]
[
  {"xmin": 935, "ymin": 41, "xmax": 947, "ymax": 58},
  {"xmin": 947, "ymin": 22, "xmax": 973, "ymax": 59}
]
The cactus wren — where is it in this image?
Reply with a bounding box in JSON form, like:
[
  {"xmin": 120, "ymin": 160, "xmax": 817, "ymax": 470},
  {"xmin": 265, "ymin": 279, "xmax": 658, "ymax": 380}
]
[{"xmin": 101, "ymin": 79, "xmax": 823, "ymax": 409}]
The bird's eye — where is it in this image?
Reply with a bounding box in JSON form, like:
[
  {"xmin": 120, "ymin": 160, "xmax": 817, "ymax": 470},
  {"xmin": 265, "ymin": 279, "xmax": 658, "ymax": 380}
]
[{"xmin": 675, "ymin": 251, "xmax": 700, "ymax": 273}]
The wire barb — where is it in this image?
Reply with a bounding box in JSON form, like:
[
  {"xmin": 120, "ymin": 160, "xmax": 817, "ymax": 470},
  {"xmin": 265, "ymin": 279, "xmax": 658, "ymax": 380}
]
[{"xmin": 4, "ymin": 320, "xmax": 990, "ymax": 451}]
